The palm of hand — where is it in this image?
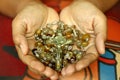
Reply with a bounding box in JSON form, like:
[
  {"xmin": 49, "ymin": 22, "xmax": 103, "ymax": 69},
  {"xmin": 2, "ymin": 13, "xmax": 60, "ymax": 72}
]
[
  {"xmin": 12, "ymin": 1, "xmax": 107, "ymax": 79},
  {"xmin": 12, "ymin": 5, "xmax": 59, "ymax": 80},
  {"xmin": 60, "ymin": 1, "xmax": 107, "ymax": 76}
]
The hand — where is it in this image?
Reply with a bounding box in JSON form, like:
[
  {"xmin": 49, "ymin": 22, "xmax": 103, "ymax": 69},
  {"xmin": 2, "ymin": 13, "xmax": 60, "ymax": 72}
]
[
  {"xmin": 60, "ymin": 0, "xmax": 107, "ymax": 77},
  {"xmin": 12, "ymin": 1, "xmax": 59, "ymax": 80}
]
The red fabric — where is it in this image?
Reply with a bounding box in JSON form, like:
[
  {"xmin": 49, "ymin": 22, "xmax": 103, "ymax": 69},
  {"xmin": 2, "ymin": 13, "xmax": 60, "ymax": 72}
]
[
  {"xmin": 41, "ymin": 0, "xmax": 60, "ymax": 13},
  {"xmin": 0, "ymin": 16, "xmax": 26, "ymax": 76},
  {"xmin": 0, "ymin": 0, "xmax": 119, "ymax": 79},
  {"xmin": 106, "ymin": 2, "xmax": 120, "ymax": 42},
  {"xmin": 106, "ymin": 2, "xmax": 120, "ymax": 22},
  {"xmin": 107, "ymin": 18, "xmax": 120, "ymax": 42}
]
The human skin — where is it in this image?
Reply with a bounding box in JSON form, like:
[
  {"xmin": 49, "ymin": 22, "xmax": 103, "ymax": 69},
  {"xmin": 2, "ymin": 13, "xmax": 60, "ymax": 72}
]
[
  {"xmin": 59, "ymin": 0, "xmax": 119, "ymax": 79},
  {"xmin": 0, "ymin": 0, "xmax": 119, "ymax": 80},
  {"xmin": 0, "ymin": 0, "xmax": 59, "ymax": 80}
]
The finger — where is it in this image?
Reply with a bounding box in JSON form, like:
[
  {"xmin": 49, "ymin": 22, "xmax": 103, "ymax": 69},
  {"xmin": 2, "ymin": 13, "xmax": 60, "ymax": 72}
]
[
  {"xmin": 47, "ymin": 7, "xmax": 59, "ymax": 23},
  {"xmin": 42, "ymin": 67, "xmax": 59, "ymax": 80},
  {"xmin": 75, "ymin": 45, "xmax": 99, "ymax": 71},
  {"xmin": 16, "ymin": 45, "xmax": 58, "ymax": 79},
  {"xmin": 50, "ymin": 72, "xmax": 59, "ymax": 80},
  {"xmin": 61, "ymin": 67, "xmax": 66, "ymax": 76},
  {"xmin": 46, "ymin": 7, "xmax": 59, "ymax": 30},
  {"xmin": 42, "ymin": 67, "xmax": 55, "ymax": 78},
  {"xmin": 61, "ymin": 64, "xmax": 76, "ymax": 76},
  {"xmin": 41, "ymin": 7, "xmax": 59, "ymax": 30},
  {"xmin": 12, "ymin": 19, "xmax": 28, "ymax": 55},
  {"xmin": 94, "ymin": 15, "xmax": 107, "ymax": 54},
  {"xmin": 16, "ymin": 46, "xmax": 46, "ymax": 73},
  {"xmin": 60, "ymin": 7, "xmax": 74, "ymax": 25},
  {"xmin": 95, "ymin": 33, "xmax": 106, "ymax": 54}
]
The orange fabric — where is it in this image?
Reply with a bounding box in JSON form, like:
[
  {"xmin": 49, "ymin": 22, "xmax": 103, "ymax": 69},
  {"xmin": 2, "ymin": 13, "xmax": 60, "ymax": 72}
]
[
  {"xmin": 0, "ymin": 0, "xmax": 119, "ymax": 80},
  {"xmin": 59, "ymin": 0, "xmax": 73, "ymax": 9},
  {"xmin": 18, "ymin": 1, "xmax": 120, "ymax": 80},
  {"xmin": 41, "ymin": 0, "xmax": 73, "ymax": 13},
  {"xmin": 107, "ymin": 17, "xmax": 120, "ymax": 42}
]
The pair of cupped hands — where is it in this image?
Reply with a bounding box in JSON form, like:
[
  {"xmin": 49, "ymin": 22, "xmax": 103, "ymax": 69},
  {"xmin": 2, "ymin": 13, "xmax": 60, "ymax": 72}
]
[{"xmin": 12, "ymin": 0, "xmax": 107, "ymax": 80}]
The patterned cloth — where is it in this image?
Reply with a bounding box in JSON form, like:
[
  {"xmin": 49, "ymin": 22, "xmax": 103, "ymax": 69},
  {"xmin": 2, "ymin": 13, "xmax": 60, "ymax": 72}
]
[{"xmin": 0, "ymin": 0, "xmax": 120, "ymax": 80}]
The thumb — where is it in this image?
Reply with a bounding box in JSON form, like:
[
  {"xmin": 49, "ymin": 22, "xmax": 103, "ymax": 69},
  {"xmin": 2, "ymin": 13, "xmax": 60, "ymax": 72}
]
[
  {"xmin": 12, "ymin": 19, "xmax": 28, "ymax": 55},
  {"xmin": 94, "ymin": 15, "xmax": 107, "ymax": 54}
]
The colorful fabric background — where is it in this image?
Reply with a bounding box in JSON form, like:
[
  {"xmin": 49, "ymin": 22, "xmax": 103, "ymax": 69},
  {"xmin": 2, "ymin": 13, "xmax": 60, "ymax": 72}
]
[{"xmin": 0, "ymin": 0, "xmax": 120, "ymax": 80}]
